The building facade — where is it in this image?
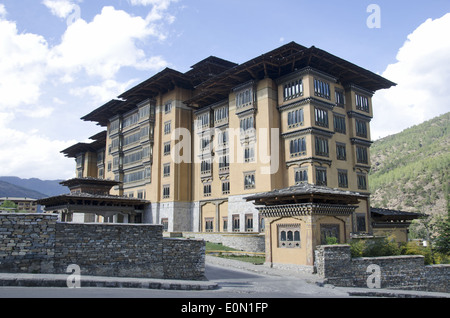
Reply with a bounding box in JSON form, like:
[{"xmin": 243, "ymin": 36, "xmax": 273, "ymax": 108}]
[{"xmin": 61, "ymin": 42, "xmax": 396, "ymax": 236}]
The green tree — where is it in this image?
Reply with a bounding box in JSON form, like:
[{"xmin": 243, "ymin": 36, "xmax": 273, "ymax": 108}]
[
  {"xmin": 433, "ymin": 210, "xmax": 450, "ymax": 256},
  {"xmin": 0, "ymin": 200, "xmax": 17, "ymax": 211}
]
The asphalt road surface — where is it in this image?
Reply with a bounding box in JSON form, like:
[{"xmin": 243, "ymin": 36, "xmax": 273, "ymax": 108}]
[{"xmin": 0, "ymin": 262, "xmax": 348, "ymax": 299}]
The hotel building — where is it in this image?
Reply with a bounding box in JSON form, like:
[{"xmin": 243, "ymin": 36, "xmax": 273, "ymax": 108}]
[{"xmin": 59, "ymin": 42, "xmax": 396, "ymax": 238}]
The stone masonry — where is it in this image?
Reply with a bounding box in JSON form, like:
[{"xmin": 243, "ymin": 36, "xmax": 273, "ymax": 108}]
[
  {"xmin": 315, "ymin": 245, "xmax": 449, "ymax": 293},
  {"xmin": 0, "ymin": 213, "xmax": 205, "ymax": 280}
]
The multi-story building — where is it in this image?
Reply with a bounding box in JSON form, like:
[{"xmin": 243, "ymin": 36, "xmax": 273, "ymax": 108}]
[
  {"xmin": 61, "ymin": 42, "xmax": 396, "ymax": 236},
  {"xmin": 0, "ymin": 197, "xmax": 38, "ymax": 213}
]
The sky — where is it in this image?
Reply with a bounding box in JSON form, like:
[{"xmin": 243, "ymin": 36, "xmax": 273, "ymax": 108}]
[{"xmin": 0, "ymin": 0, "xmax": 449, "ymax": 180}]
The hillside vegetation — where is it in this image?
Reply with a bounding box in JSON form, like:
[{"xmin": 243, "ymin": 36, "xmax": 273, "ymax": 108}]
[{"xmin": 369, "ymin": 112, "xmax": 449, "ymax": 216}]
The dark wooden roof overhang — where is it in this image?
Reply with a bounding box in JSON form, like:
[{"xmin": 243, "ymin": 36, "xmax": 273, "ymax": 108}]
[
  {"xmin": 370, "ymin": 207, "xmax": 423, "ymax": 222},
  {"xmin": 37, "ymin": 193, "xmax": 149, "ymax": 213},
  {"xmin": 245, "ymin": 183, "xmax": 367, "ymax": 207},
  {"xmin": 60, "ymin": 177, "xmax": 120, "ymax": 189},
  {"xmin": 185, "ymin": 42, "xmax": 396, "ymax": 108},
  {"xmin": 61, "ymin": 131, "xmax": 107, "ymax": 158}
]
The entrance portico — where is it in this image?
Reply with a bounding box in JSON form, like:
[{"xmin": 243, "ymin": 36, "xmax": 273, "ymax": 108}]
[{"xmin": 245, "ymin": 183, "xmax": 366, "ymax": 268}]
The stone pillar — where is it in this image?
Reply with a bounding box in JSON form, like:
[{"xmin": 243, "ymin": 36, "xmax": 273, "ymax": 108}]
[{"xmin": 304, "ymin": 215, "xmax": 315, "ymax": 266}]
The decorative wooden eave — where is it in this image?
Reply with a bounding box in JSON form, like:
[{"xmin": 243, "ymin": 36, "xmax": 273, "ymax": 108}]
[
  {"xmin": 185, "ymin": 42, "xmax": 396, "ymax": 107},
  {"xmin": 256, "ymin": 202, "xmax": 358, "ymax": 218},
  {"xmin": 246, "ymin": 183, "xmax": 366, "ymax": 207}
]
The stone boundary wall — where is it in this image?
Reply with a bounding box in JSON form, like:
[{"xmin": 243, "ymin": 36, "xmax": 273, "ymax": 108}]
[
  {"xmin": 182, "ymin": 232, "xmax": 265, "ymax": 252},
  {"xmin": 315, "ymin": 245, "xmax": 449, "ymax": 293},
  {"xmin": 0, "ymin": 214, "xmax": 205, "ymax": 280}
]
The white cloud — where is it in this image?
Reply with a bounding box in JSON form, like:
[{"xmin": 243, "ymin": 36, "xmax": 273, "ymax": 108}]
[
  {"xmin": 0, "ymin": 19, "xmax": 49, "ymax": 109},
  {"xmin": 0, "ymin": 2, "xmax": 177, "ymax": 179},
  {"xmin": 372, "ymin": 13, "xmax": 450, "ymax": 140},
  {"xmin": 0, "ymin": 113, "xmax": 76, "ymax": 179},
  {"xmin": 47, "ymin": 6, "xmax": 169, "ymax": 80},
  {"xmin": 69, "ymin": 79, "xmax": 139, "ymax": 105},
  {"xmin": 42, "ymin": 0, "xmax": 79, "ymax": 19},
  {"xmin": 0, "ymin": 4, "xmax": 6, "ymax": 18}
]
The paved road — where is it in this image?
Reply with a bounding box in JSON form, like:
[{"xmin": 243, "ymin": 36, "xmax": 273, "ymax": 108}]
[{"xmin": 0, "ymin": 259, "xmax": 348, "ymax": 299}]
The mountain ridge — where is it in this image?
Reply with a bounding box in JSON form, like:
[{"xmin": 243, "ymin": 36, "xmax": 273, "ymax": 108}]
[{"xmin": 369, "ymin": 112, "xmax": 449, "ymax": 216}]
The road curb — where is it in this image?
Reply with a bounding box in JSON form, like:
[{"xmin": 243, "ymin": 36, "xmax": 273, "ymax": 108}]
[{"xmin": 0, "ymin": 273, "xmax": 218, "ymax": 291}]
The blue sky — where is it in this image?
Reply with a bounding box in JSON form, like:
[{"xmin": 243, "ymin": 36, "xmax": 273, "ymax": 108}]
[{"xmin": 0, "ymin": 0, "xmax": 449, "ymax": 179}]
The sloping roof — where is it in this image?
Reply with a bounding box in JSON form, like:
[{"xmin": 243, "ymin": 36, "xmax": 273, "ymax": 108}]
[
  {"xmin": 36, "ymin": 192, "xmax": 148, "ymax": 207},
  {"xmin": 245, "ymin": 183, "xmax": 366, "ymax": 206},
  {"xmin": 186, "ymin": 42, "xmax": 396, "ymax": 107},
  {"xmin": 80, "ymin": 41, "xmax": 396, "ymax": 124},
  {"xmin": 61, "ymin": 131, "xmax": 107, "ymax": 158},
  {"xmin": 60, "ymin": 177, "xmax": 121, "ymax": 188},
  {"xmin": 370, "ymin": 207, "xmax": 423, "ymax": 220}
]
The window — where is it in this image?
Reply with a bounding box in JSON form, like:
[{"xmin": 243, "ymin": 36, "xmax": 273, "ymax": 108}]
[
  {"xmin": 223, "ymin": 217, "xmax": 228, "ymax": 232},
  {"xmin": 161, "ymin": 218, "xmax": 169, "ymax": 231},
  {"xmin": 316, "ymin": 167, "xmax": 327, "ymax": 186},
  {"xmin": 205, "ymin": 218, "xmax": 214, "ymax": 232},
  {"xmin": 164, "ymin": 142, "xmax": 171, "ymax": 156},
  {"xmin": 164, "ymin": 101, "xmax": 172, "ymax": 114},
  {"xmin": 217, "ymin": 130, "xmax": 229, "ymax": 147},
  {"xmin": 320, "ymin": 224, "xmax": 340, "ymax": 244},
  {"xmin": 356, "ymin": 146, "xmax": 368, "ymax": 164},
  {"xmin": 123, "ymin": 150, "xmax": 143, "ymax": 166},
  {"xmin": 123, "ymin": 113, "xmax": 139, "ymax": 129},
  {"xmin": 244, "ymin": 172, "xmax": 255, "ymax": 189},
  {"xmin": 236, "ymin": 87, "xmax": 253, "ymax": 109},
  {"xmin": 314, "ymin": 107, "xmax": 328, "ymax": 128},
  {"xmin": 139, "ymin": 104, "xmax": 150, "ymax": 119},
  {"xmin": 356, "ymin": 214, "xmax": 366, "ymax": 232},
  {"xmin": 314, "ymin": 78, "xmax": 330, "ymax": 99},
  {"xmin": 355, "ymin": 94, "xmax": 370, "ymax": 112},
  {"xmin": 163, "ymin": 185, "xmax": 170, "ymax": 198},
  {"xmin": 244, "ymin": 145, "xmax": 255, "ymax": 162},
  {"xmin": 222, "ymin": 180, "xmax": 230, "ymax": 195},
  {"xmin": 333, "ymin": 115, "xmax": 346, "ymax": 134},
  {"xmin": 109, "ymin": 119, "xmax": 120, "ymax": 135},
  {"xmin": 284, "ymin": 79, "xmax": 303, "ymax": 100},
  {"xmin": 335, "ymin": 89, "xmax": 345, "ymax": 107},
  {"xmin": 240, "ymin": 116, "xmax": 254, "ymax": 132},
  {"xmin": 200, "ymin": 137, "xmax": 210, "ymax": 152},
  {"xmin": 357, "ymin": 173, "xmax": 367, "ymax": 190},
  {"xmin": 336, "ymin": 143, "xmax": 347, "ymax": 161},
  {"xmin": 287, "ymin": 108, "xmax": 304, "ymax": 128},
  {"xmin": 232, "ymin": 215, "xmax": 240, "ymax": 232},
  {"xmin": 123, "ymin": 131, "xmax": 141, "ymax": 147},
  {"xmin": 197, "ymin": 112, "xmax": 210, "ymax": 129},
  {"xmin": 278, "ymin": 224, "xmax": 301, "ymax": 248},
  {"xmin": 214, "ymin": 106, "xmax": 229, "ymax": 124},
  {"xmin": 294, "ymin": 168, "xmax": 308, "ymax": 184},
  {"xmin": 137, "ymin": 191, "xmax": 146, "ymax": 199},
  {"xmin": 315, "ymin": 136, "xmax": 329, "ymax": 157},
  {"xmin": 200, "ymin": 159, "xmax": 211, "ymax": 175},
  {"xmin": 219, "ymin": 155, "xmax": 229, "ymax": 172},
  {"xmin": 245, "ymin": 214, "xmax": 253, "ymax": 232},
  {"xmin": 338, "ymin": 170, "xmax": 348, "ymax": 188},
  {"xmin": 164, "ymin": 121, "xmax": 171, "ymax": 135},
  {"xmin": 163, "ymin": 163, "xmax": 170, "ymax": 177},
  {"xmin": 124, "ymin": 169, "xmax": 148, "ymax": 183},
  {"xmin": 356, "ymin": 119, "xmax": 368, "ymax": 138},
  {"xmin": 290, "ymin": 137, "xmax": 306, "ymax": 157},
  {"xmin": 203, "ymin": 183, "xmax": 212, "ymax": 197}
]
